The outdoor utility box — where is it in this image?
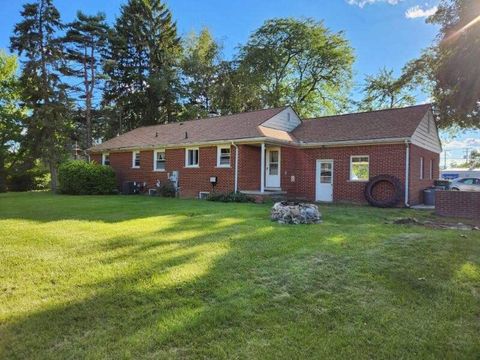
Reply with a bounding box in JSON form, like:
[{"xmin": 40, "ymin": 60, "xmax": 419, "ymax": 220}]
[
  {"xmin": 423, "ymin": 188, "xmax": 435, "ymax": 206},
  {"xmin": 123, "ymin": 181, "xmax": 140, "ymax": 195}
]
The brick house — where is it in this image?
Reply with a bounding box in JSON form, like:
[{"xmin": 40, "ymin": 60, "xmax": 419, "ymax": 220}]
[{"xmin": 88, "ymin": 104, "xmax": 441, "ymax": 206}]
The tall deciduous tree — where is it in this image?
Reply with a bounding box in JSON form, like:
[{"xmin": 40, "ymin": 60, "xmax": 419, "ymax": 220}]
[
  {"xmin": 10, "ymin": 0, "xmax": 71, "ymax": 192},
  {"xmin": 181, "ymin": 28, "xmax": 221, "ymax": 118},
  {"xmin": 358, "ymin": 68, "xmax": 416, "ymax": 111},
  {"xmin": 0, "ymin": 51, "xmax": 25, "ymax": 192},
  {"xmin": 103, "ymin": 0, "xmax": 181, "ymax": 133},
  {"xmin": 62, "ymin": 11, "xmax": 109, "ymax": 148},
  {"xmin": 427, "ymin": 0, "xmax": 480, "ymax": 128},
  {"xmin": 238, "ymin": 18, "xmax": 354, "ymax": 117}
]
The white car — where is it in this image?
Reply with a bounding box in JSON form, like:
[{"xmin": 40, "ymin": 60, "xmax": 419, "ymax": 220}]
[{"xmin": 450, "ymin": 177, "xmax": 480, "ymax": 191}]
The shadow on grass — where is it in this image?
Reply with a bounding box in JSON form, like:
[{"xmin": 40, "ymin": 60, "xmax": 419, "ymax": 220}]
[{"xmin": 1, "ymin": 193, "xmax": 479, "ymax": 359}]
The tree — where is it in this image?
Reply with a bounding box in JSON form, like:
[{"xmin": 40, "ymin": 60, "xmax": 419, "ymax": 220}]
[
  {"xmin": 10, "ymin": 0, "xmax": 71, "ymax": 192},
  {"xmin": 181, "ymin": 28, "xmax": 222, "ymax": 119},
  {"xmin": 238, "ymin": 18, "xmax": 354, "ymax": 117},
  {"xmin": 62, "ymin": 11, "xmax": 109, "ymax": 149},
  {"xmin": 103, "ymin": 0, "xmax": 182, "ymax": 133},
  {"xmin": 428, "ymin": 0, "xmax": 480, "ymax": 128},
  {"xmin": 358, "ymin": 68, "xmax": 417, "ymax": 111},
  {"xmin": 0, "ymin": 51, "xmax": 25, "ymax": 192}
]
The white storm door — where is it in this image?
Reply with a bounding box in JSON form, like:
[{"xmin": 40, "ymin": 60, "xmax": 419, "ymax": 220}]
[
  {"xmin": 316, "ymin": 160, "xmax": 333, "ymax": 202},
  {"xmin": 266, "ymin": 148, "xmax": 281, "ymax": 188}
]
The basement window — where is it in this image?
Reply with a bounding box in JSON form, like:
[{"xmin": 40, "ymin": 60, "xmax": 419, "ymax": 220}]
[
  {"xmin": 185, "ymin": 148, "xmax": 199, "ymax": 167},
  {"xmin": 350, "ymin": 156, "xmax": 369, "ymax": 181},
  {"xmin": 154, "ymin": 150, "xmax": 166, "ymax": 171},
  {"xmin": 217, "ymin": 146, "xmax": 231, "ymax": 167},
  {"xmin": 102, "ymin": 153, "xmax": 110, "ymax": 166},
  {"xmin": 132, "ymin": 151, "xmax": 140, "ymax": 168}
]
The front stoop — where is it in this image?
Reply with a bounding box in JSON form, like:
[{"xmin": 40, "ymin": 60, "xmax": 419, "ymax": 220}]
[{"xmin": 241, "ymin": 190, "xmax": 287, "ymax": 203}]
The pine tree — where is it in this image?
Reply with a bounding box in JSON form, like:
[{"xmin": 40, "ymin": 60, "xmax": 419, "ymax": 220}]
[
  {"xmin": 103, "ymin": 0, "xmax": 181, "ymax": 133},
  {"xmin": 62, "ymin": 11, "xmax": 109, "ymax": 149},
  {"xmin": 10, "ymin": 0, "xmax": 71, "ymax": 192}
]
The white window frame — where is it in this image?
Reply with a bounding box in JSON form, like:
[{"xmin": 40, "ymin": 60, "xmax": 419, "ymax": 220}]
[
  {"xmin": 153, "ymin": 149, "xmax": 166, "ymax": 172},
  {"xmin": 349, "ymin": 155, "xmax": 370, "ymax": 182},
  {"xmin": 216, "ymin": 145, "xmax": 231, "ymax": 168},
  {"xmin": 185, "ymin": 147, "xmax": 199, "ymax": 168},
  {"xmin": 429, "ymin": 159, "xmax": 433, "ymax": 180},
  {"xmin": 420, "ymin": 157, "xmax": 424, "ymax": 180},
  {"xmin": 102, "ymin": 153, "xmax": 110, "ymax": 166},
  {"xmin": 132, "ymin": 151, "xmax": 140, "ymax": 169}
]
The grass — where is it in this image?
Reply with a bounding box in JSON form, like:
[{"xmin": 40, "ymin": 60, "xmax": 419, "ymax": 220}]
[{"xmin": 0, "ymin": 192, "xmax": 479, "ymax": 359}]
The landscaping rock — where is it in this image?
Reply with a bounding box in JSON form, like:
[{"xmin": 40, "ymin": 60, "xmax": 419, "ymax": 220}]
[{"xmin": 271, "ymin": 201, "xmax": 322, "ymax": 224}]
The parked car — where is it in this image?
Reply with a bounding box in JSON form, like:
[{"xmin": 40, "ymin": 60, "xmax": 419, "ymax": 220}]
[{"xmin": 449, "ymin": 177, "xmax": 480, "ymax": 191}]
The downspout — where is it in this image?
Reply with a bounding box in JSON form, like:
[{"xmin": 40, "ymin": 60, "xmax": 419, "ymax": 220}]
[
  {"xmin": 231, "ymin": 142, "xmax": 239, "ymax": 192},
  {"xmin": 404, "ymin": 140, "xmax": 410, "ymax": 207}
]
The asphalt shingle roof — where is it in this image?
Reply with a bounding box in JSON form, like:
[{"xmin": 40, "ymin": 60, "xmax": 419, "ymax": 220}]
[{"xmin": 89, "ymin": 104, "xmax": 431, "ymax": 152}]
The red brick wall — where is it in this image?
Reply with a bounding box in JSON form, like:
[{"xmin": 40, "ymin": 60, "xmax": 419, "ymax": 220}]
[
  {"xmin": 91, "ymin": 146, "xmax": 236, "ymax": 198},
  {"xmin": 90, "ymin": 142, "xmax": 440, "ymax": 205},
  {"xmin": 408, "ymin": 144, "xmax": 440, "ymax": 205},
  {"xmin": 238, "ymin": 145, "xmax": 261, "ymax": 191},
  {"xmin": 435, "ymin": 190, "xmax": 480, "ymax": 221},
  {"xmin": 281, "ymin": 144, "xmax": 407, "ymax": 203}
]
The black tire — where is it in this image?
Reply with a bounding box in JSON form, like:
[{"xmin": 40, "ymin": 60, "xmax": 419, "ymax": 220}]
[
  {"xmin": 451, "ymin": 187, "xmax": 460, "ymax": 191},
  {"xmin": 364, "ymin": 175, "xmax": 403, "ymax": 208}
]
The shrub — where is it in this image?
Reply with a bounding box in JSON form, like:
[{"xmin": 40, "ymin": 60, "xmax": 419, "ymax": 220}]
[
  {"xmin": 206, "ymin": 191, "xmax": 253, "ymax": 203},
  {"xmin": 58, "ymin": 160, "xmax": 116, "ymax": 195},
  {"xmin": 157, "ymin": 181, "xmax": 176, "ymax": 197},
  {"xmin": 6, "ymin": 162, "xmax": 50, "ymax": 192}
]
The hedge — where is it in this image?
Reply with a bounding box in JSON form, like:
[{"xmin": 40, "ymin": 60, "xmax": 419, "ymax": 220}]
[{"xmin": 58, "ymin": 160, "xmax": 117, "ymax": 195}]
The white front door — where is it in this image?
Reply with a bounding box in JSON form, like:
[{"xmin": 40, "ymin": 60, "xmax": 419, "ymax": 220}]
[
  {"xmin": 266, "ymin": 148, "xmax": 281, "ymax": 188},
  {"xmin": 316, "ymin": 160, "xmax": 333, "ymax": 202}
]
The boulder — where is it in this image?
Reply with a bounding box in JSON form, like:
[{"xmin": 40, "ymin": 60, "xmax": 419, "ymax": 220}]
[{"xmin": 271, "ymin": 201, "xmax": 322, "ymax": 224}]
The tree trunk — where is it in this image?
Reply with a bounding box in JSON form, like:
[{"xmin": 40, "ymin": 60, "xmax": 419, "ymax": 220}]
[
  {"xmin": 49, "ymin": 162, "xmax": 58, "ymax": 193},
  {"xmin": 0, "ymin": 154, "xmax": 6, "ymax": 193}
]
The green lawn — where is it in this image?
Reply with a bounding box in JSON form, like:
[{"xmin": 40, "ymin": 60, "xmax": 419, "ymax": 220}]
[{"xmin": 0, "ymin": 192, "xmax": 479, "ymax": 359}]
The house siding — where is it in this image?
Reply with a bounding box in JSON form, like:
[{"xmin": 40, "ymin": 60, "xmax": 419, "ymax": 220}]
[
  {"xmin": 408, "ymin": 144, "xmax": 440, "ymax": 205},
  {"xmin": 92, "ymin": 142, "xmax": 439, "ymax": 206}
]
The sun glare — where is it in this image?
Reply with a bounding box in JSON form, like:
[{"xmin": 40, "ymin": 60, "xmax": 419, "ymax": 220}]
[{"xmin": 444, "ymin": 14, "xmax": 480, "ymax": 42}]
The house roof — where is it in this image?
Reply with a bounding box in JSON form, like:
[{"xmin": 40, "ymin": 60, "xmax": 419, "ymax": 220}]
[
  {"xmin": 90, "ymin": 107, "xmax": 287, "ymax": 152},
  {"xmin": 293, "ymin": 104, "xmax": 431, "ymax": 144},
  {"xmin": 89, "ymin": 104, "xmax": 432, "ymax": 152}
]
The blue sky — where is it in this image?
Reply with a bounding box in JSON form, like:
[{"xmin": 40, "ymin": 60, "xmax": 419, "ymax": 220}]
[{"xmin": 0, "ymin": 0, "xmax": 478, "ymax": 166}]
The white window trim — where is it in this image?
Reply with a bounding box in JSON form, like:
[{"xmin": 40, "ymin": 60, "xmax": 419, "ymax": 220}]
[
  {"xmin": 132, "ymin": 151, "xmax": 140, "ymax": 169},
  {"xmin": 420, "ymin": 157, "xmax": 424, "ymax": 180},
  {"xmin": 153, "ymin": 149, "xmax": 166, "ymax": 172},
  {"xmin": 349, "ymin": 155, "xmax": 370, "ymax": 182},
  {"xmin": 102, "ymin": 153, "xmax": 110, "ymax": 166},
  {"xmin": 216, "ymin": 145, "xmax": 231, "ymax": 168},
  {"xmin": 185, "ymin": 147, "xmax": 199, "ymax": 168},
  {"xmin": 429, "ymin": 159, "xmax": 433, "ymax": 180}
]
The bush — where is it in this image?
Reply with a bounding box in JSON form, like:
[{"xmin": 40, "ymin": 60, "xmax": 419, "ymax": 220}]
[
  {"xmin": 6, "ymin": 162, "xmax": 50, "ymax": 192},
  {"xmin": 157, "ymin": 181, "xmax": 176, "ymax": 197},
  {"xmin": 58, "ymin": 160, "xmax": 116, "ymax": 195},
  {"xmin": 206, "ymin": 191, "xmax": 253, "ymax": 203}
]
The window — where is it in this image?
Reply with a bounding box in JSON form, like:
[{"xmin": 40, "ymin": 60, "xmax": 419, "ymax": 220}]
[
  {"xmin": 102, "ymin": 153, "xmax": 110, "ymax": 166},
  {"xmin": 132, "ymin": 151, "xmax": 140, "ymax": 168},
  {"xmin": 461, "ymin": 178, "xmax": 475, "ymax": 185},
  {"xmin": 420, "ymin": 157, "xmax": 424, "ymax": 180},
  {"xmin": 217, "ymin": 146, "xmax": 231, "ymax": 167},
  {"xmin": 154, "ymin": 150, "xmax": 166, "ymax": 171},
  {"xmin": 350, "ymin": 156, "xmax": 369, "ymax": 181},
  {"xmin": 185, "ymin": 148, "xmax": 199, "ymax": 167},
  {"xmin": 430, "ymin": 159, "xmax": 433, "ymax": 180}
]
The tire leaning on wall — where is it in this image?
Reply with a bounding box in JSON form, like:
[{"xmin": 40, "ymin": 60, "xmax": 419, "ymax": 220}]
[{"xmin": 364, "ymin": 175, "xmax": 403, "ymax": 208}]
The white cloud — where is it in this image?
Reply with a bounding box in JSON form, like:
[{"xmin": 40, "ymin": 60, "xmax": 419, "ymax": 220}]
[
  {"xmin": 443, "ymin": 138, "xmax": 480, "ymax": 150},
  {"xmin": 347, "ymin": 0, "xmax": 403, "ymax": 8},
  {"xmin": 405, "ymin": 5, "xmax": 438, "ymax": 19}
]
